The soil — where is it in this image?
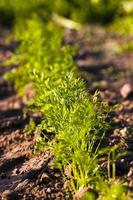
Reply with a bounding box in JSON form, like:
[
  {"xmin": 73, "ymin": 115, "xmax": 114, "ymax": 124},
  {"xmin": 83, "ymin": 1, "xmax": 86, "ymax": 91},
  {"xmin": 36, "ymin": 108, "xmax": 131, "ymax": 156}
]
[{"xmin": 0, "ymin": 26, "xmax": 133, "ymax": 199}]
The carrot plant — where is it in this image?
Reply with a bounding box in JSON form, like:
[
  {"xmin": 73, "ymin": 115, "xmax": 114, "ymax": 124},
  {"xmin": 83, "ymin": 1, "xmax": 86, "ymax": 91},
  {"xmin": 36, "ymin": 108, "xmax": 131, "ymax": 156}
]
[
  {"xmin": 31, "ymin": 71, "xmax": 129, "ymax": 199},
  {"xmin": 31, "ymin": 70, "xmax": 110, "ymax": 194}
]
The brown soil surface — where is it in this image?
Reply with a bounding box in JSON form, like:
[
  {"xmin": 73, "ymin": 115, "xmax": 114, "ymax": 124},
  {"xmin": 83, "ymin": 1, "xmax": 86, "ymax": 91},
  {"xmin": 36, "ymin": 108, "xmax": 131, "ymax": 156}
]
[{"xmin": 0, "ymin": 27, "xmax": 133, "ymax": 199}]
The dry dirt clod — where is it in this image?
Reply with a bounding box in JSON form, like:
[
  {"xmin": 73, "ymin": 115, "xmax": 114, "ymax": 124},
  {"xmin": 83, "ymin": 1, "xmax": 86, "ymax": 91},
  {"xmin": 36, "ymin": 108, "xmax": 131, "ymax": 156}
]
[
  {"xmin": 120, "ymin": 127, "xmax": 128, "ymax": 137},
  {"xmin": 46, "ymin": 188, "xmax": 51, "ymax": 193},
  {"xmin": 120, "ymin": 83, "xmax": 133, "ymax": 98},
  {"xmin": 40, "ymin": 172, "xmax": 50, "ymax": 184},
  {"xmin": 2, "ymin": 190, "xmax": 21, "ymax": 200},
  {"xmin": 15, "ymin": 168, "xmax": 20, "ymax": 174},
  {"xmin": 0, "ymin": 172, "xmax": 7, "ymax": 179},
  {"xmin": 127, "ymin": 168, "xmax": 133, "ymax": 177}
]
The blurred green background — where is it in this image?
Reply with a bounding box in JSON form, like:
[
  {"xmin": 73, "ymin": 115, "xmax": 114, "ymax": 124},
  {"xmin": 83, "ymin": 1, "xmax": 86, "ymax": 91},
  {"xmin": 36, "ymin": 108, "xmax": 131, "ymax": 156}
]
[{"xmin": 0, "ymin": 0, "xmax": 133, "ymax": 27}]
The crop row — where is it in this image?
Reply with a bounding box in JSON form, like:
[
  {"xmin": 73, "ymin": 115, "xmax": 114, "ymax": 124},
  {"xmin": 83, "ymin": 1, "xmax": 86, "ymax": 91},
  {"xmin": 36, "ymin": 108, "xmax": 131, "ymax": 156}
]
[{"xmin": 4, "ymin": 16, "xmax": 132, "ymax": 199}]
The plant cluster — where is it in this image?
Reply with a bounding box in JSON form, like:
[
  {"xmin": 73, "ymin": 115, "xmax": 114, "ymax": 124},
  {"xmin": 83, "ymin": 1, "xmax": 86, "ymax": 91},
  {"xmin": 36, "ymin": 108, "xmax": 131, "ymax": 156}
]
[
  {"xmin": 5, "ymin": 17, "xmax": 76, "ymax": 95},
  {"xmin": 4, "ymin": 16, "xmax": 132, "ymax": 199}
]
